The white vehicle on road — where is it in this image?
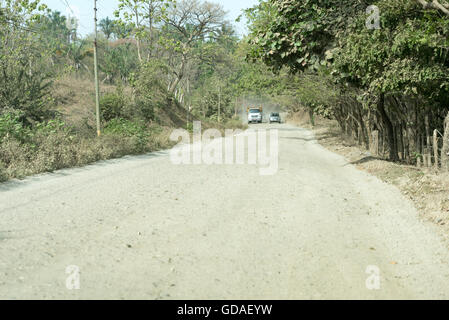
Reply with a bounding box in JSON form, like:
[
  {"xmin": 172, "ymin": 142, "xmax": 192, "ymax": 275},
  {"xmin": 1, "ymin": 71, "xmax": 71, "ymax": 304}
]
[
  {"xmin": 248, "ymin": 107, "xmax": 263, "ymax": 124},
  {"xmin": 269, "ymin": 112, "xmax": 281, "ymax": 124}
]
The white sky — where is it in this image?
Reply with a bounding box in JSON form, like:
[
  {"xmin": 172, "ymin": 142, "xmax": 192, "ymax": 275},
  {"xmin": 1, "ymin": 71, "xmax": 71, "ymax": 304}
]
[{"xmin": 41, "ymin": 0, "xmax": 260, "ymax": 36}]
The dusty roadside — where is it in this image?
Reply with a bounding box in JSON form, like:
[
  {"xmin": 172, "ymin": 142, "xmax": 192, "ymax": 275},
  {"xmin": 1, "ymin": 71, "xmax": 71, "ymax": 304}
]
[{"xmin": 288, "ymin": 111, "xmax": 449, "ymax": 243}]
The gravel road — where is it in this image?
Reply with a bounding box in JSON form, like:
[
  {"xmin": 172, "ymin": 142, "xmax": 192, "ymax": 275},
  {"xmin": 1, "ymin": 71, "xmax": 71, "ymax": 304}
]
[{"xmin": 1, "ymin": 124, "xmax": 449, "ymax": 299}]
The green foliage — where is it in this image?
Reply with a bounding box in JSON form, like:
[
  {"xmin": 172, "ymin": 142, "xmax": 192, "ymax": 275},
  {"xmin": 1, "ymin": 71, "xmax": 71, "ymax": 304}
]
[
  {"xmin": 0, "ymin": 111, "xmax": 30, "ymax": 142},
  {"xmin": 0, "ymin": 0, "xmax": 55, "ymax": 123},
  {"xmin": 104, "ymin": 118, "xmax": 145, "ymax": 136},
  {"xmin": 99, "ymin": 17, "xmax": 115, "ymax": 39},
  {"xmin": 245, "ymin": 0, "xmax": 449, "ymax": 162},
  {"xmin": 100, "ymin": 42, "xmax": 139, "ymax": 83},
  {"xmin": 288, "ymin": 72, "xmax": 338, "ymax": 118},
  {"xmin": 0, "ymin": 0, "xmax": 263, "ymax": 183},
  {"xmin": 245, "ymin": 0, "xmax": 370, "ymax": 72},
  {"xmin": 100, "ymin": 88, "xmax": 128, "ymax": 121},
  {"xmin": 334, "ymin": 0, "xmax": 449, "ymax": 102},
  {"xmin": 132, "ymin": 61, "xmax": 171, "ymax": 121},
  {"xmin": 114, "ymin": 0, "xmax": 175, "ymax": 61},
  {"xmin": 33, "ymin": 119, "xmax": 67, "ymax": 135},
  {"xmin": 104, "ymin": 118, "xmax": 150, "ymax": 152},
  {"xmin": 246, "ymin": 0, "xmax": 449, "ymax": 105}
]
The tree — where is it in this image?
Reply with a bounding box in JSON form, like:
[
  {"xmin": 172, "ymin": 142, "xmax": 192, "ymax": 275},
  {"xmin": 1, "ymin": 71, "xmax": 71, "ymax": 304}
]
[
  {"xmin": 99, "ymin": 17, "xmax": 115, "ymax": 40},
  {"xmin": 333, "ymin": 0, "xmax": 449, "ymax": 161},
  {"xmin": 114, "ymin": 0, "xmax": 173, "ymax": 62},
  {"xmin": 245, "ymin": 0, "xmax": 449, "ymax": 163},
  {"xmin": 162, "ymin": 0, "xmax": 226, "ymax": 94},
  {"xmin": 245, "ymin": 0, "xmax": 370, "ymax": 73},
  {"xmin": 416, "ymin": 0, "xmax": 449, "ymax": 15},
  {"xmin": 66, "ymin": 39, "xmax": 92, "ymax": 72},
  {"xmin": 0, "ymin": 0, "xmax": 54, "ymax": 123},
  {"xmin": 100, "ymin": 42, "xmax": 139, "ymax": 83}
]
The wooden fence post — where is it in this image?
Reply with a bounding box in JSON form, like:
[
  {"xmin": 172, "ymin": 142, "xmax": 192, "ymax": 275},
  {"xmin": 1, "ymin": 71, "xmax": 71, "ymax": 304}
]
[
  {"xmin": 442, "ymin": 112, "xmax": 449, "ymax": 171},
  {"xmin": 371, "ymin": 131, "xmax": 379, "ymax": 156},
  {"xmin": 433, "ymin": 129, "xmax": 439, "ymax": 170},
  {"xmin": 423, "ymin": 148, "xmax": 428, "ymax": 167}
]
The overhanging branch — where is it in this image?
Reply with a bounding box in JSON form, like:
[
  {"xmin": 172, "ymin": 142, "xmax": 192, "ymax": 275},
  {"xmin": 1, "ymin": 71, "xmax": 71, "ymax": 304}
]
[{"xmin": 416, "ymin": 0, "xmax": 449, "ymax": 15}]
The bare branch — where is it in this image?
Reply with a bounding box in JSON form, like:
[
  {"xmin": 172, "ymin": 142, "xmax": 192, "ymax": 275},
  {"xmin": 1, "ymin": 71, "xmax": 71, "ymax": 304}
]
[{"xmin": 416, "ymin": 0, "xmax": 449, "ymax": 15}]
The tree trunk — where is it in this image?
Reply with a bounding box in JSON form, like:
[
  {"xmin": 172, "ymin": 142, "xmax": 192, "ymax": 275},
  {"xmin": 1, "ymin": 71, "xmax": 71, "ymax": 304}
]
[
  {"xmin": 309, "ymin": 109, "xmax": 315, "ymax": 126},
  {"xmin": 377, "ymin": 93, "xmax": 399, "ymax": 161},
  {"xmin": 135, "ymin": 9, "xmax": 142, "ymax": 63},
  {"xmin": 425, "ymin": 113, "xmax": 432, "ymax": 166},
  {"xmin": 136, "ymin": 39, "xmax": 142, "ymax": 63},
  {"xmin": 169, "ymin": 54, "xmax": 187, "ymax": 95},
  {"xmin": 398, "ymin": 124, "xmax": 404, "ymax": 160}
]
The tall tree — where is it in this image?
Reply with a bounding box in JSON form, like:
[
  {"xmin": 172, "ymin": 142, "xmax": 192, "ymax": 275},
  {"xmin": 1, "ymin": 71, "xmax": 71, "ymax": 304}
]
[
  {"xmin": 162, "ymin": 0, "xmax": 226, "ymax": 94},
  {"xmin": 114, "ymin": 0, "xmax": 173, "ymax": 62}
]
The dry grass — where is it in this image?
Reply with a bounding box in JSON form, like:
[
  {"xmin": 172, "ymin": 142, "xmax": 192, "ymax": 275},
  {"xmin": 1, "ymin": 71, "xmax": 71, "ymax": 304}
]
[
  {"xmin": 0, "ymin": 126, "xmax": 176, "ymax": 181},
  {"xmin": 52, "ymin": 75, "xmax": 118, "ymax": 125},
  {"xmin": 288, "ymin": 111, "xmax": 449, "ymax": 237},
  {"xmin": 0, "ymin": 163, "xmax": 7, "ymax": 182}
]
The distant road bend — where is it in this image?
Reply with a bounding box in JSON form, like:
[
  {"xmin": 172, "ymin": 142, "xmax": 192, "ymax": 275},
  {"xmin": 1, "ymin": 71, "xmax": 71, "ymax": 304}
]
[{"xmin": 1, "ymin": 124, "xmax": 449, "ymax": 299}]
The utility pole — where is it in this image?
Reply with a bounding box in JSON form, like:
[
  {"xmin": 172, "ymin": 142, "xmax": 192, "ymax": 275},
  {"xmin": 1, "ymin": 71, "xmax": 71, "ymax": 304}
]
[{"xmin": 93, "ymin": 0, "xmax": 101, "ymax": 136}]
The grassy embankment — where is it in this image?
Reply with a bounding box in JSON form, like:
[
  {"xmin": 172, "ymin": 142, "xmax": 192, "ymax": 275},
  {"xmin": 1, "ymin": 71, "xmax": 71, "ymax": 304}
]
[{"xmin": 0, "ymin": 77, "xmax": 246, "ymax": 183}]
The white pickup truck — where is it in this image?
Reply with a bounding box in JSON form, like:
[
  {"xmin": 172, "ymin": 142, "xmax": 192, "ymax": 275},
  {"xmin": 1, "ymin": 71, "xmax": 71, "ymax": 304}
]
[{"xmin": 247, "ymin": 107, "xmax": 263, "ymax": 124}]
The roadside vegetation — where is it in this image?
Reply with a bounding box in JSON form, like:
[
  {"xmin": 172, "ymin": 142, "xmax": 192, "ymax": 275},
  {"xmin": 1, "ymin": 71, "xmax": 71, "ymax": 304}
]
[
  {"xmin": 3, "ymin": 0, "xmax": 448, "ymax": 185},
  {"xmin": 0, "ymin": 0, "xmax": 289, "ymax": 182},
  {"xmin": 245, "ymin": 0, "xmax": 449, "ymax": 168},
  {"xmin": 243, "ymin": 0, "xmax": 449, "ymax": 232}
]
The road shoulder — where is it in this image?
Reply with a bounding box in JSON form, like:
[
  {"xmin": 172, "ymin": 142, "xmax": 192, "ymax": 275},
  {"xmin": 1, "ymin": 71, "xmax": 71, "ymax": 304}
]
[{"xmin": 288, "ymin": 113, "xmax": 449, "ymax": 246}]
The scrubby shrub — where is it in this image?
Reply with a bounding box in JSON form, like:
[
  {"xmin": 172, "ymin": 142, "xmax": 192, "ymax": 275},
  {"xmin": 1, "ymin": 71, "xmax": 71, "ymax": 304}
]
[
  {"xmin": 100, "ymin": 87, "xmax": 128, "ymax": 121},
  {"xmin": 0, "ymin": 111, "xmax": 31, "ymax": 142},
  {"xmin": 132, "ymin": 62, "xmax": 171, "ymax": 121},
  {"xmin": 0, "ymin": 114, "xmax": 174, "ymax": 182},
  {"xmin": 104, "ymin": 118, "xmax": 150, "ymax": 152},
  {"xmin": 0, "ymin": 162, "xmax": 8, "ymax": 182},
  {"xmin": 224, "ymin": 118, "xmax": 247, "ymax": 130}
]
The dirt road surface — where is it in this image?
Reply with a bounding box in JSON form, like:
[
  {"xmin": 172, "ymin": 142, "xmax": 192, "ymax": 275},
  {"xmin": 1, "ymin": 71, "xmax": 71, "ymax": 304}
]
[{"xmin": 1, "ymin": 124, "xmax": 449, "ymax": 299}]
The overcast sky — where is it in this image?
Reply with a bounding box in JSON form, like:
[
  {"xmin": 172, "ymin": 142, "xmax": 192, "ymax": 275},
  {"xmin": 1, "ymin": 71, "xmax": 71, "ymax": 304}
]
[{"xmin": 41, "ymin": 0, "xmax": 260, "ymax": 36}]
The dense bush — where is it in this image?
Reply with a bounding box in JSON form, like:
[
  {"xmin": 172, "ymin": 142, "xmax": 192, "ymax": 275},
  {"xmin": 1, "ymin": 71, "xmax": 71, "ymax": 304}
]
[
  {"xmin": 0, "ymin": 111, "xmax": 31, "ymax": 142},
  {"xmin": 104, "ymin": 118, "xmax": 150, "ymax": 152},
  {"xmin": 0, "ymin": 6, "xmax": 55, "ymax": 124},
  {"xmin": 100, "ymin": 87, "xmax": 129, "ymax": 121},
  {"xmin": 132, "ymin": 62, "xmax": 172, "ymax": 121}
]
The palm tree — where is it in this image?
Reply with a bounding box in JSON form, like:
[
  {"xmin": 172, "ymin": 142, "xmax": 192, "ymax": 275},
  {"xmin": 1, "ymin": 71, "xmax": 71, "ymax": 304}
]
[
  {"xmin": 99, "ymin": 17, "xmax": 114, "ymax": 40},
  {"xmin": 66, "ymin": 40, "xmax": 92, "ymax": 73}
]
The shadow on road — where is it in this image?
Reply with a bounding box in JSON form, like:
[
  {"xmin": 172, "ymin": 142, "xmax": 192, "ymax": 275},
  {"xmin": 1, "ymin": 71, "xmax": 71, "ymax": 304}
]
[{"xmin": 343, "ymin": 156, "xmax": 380, "ymax": 166}]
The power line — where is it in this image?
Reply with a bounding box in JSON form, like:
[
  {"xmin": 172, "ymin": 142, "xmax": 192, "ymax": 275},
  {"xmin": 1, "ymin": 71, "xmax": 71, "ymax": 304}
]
[
  {"xmin": 62, "ymin": 0, "xmax": 74, "ymax": 16},
  {"xmin": 58, "ymin": 0, "xmax": 89, "ymax": 32}
]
